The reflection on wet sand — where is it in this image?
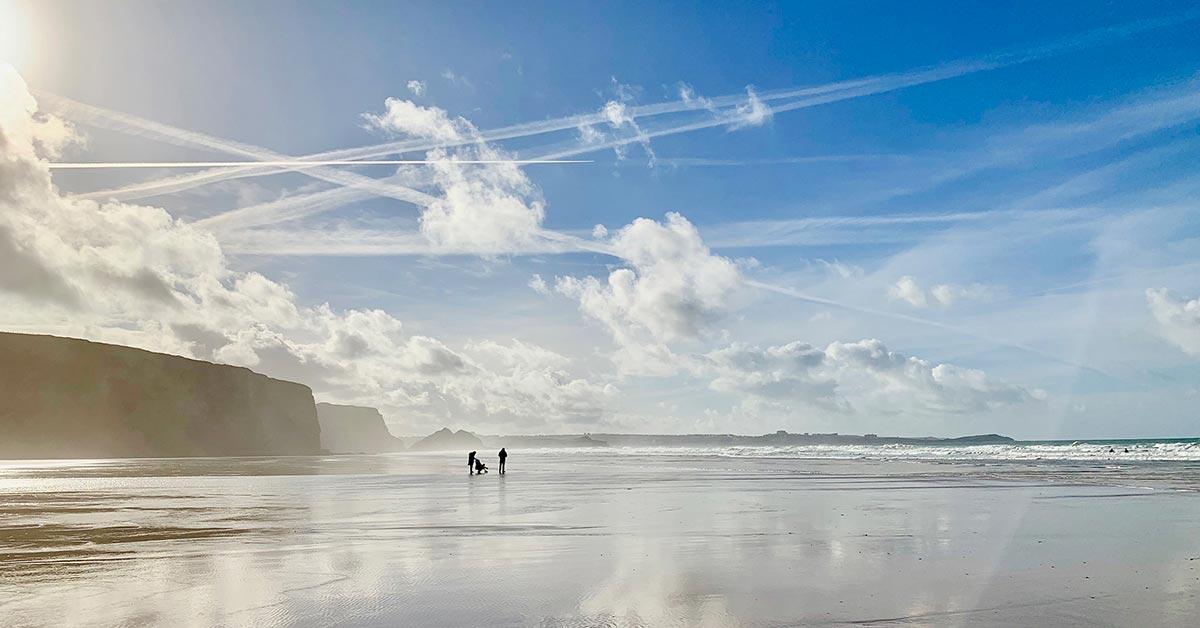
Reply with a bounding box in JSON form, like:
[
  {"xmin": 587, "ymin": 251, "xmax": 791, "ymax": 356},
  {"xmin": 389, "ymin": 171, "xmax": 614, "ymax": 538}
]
[{"xmin": 2, "ymin": 451, "xmax": 1199, "ymax": 626}]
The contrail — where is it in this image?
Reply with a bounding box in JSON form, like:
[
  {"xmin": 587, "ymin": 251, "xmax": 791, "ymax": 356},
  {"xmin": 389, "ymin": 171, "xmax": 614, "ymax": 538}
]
[
  {"xmin": 48, "ymin": 159, "xmax": 589, "ymax": 169},
  {"xmin": 198, "ymin": 83, "xmax": 975, "ymax": 232},
  {"xmin": 52, "ymin": 9, "xmax": 1198, "ymax": 203},
  {"xmin": 35, "ymin": 90, "xmax": 440, "ymax": 207},
  {"xmin": 193, "ymin": 10, "xmax": 1200, "ymax": 233}
]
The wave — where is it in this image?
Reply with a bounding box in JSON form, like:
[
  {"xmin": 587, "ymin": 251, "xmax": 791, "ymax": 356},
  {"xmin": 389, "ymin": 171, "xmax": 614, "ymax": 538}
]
[{"xmin": 606, "ymin": 440, "xmax": 1200, "ymax": 462}]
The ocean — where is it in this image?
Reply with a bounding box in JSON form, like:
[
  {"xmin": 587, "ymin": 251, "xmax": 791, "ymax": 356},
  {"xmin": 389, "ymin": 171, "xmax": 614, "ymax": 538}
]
[{"xmin": 3, "ymin": 445, "xmax": 1198, "ymax": 626}]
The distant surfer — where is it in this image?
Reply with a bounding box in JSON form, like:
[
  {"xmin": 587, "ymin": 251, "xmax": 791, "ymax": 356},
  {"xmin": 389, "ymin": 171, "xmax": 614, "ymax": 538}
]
[
  {"xmin": 468, "ymin": 450, "xmax": 477, "ymax": 475},
  {"xmin": 498, "ymin": 448, "xmax": 507, "ymax": 474}
]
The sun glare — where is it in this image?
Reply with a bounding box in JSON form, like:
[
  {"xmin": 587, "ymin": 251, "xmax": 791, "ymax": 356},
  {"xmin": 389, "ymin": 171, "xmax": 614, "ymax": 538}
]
[{"xmin": 0, "ymin": 0, "xmax": 31, "ymax": 68}]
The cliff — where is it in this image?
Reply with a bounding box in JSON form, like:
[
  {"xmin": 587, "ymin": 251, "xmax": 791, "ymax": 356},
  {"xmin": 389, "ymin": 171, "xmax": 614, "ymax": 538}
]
[
  {"xmin": 408, "ymin": 427, "xmax": 483, "ymax": 451},
  {"xmin": 316, "ymin": 403, "xmax": 405, "ymax": 453},
  {"xmin": 0, "ymin": 332, "xmax": 322, "ymax": 459}
]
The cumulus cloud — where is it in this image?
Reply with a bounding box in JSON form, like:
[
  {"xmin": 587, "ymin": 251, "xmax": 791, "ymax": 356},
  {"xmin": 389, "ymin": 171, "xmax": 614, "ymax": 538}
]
[
  {"xmin": 360, "ymin": 97, "xmax": 472, "ymax": 142},
  {"xmin": 0, "ymin": 65, "xmax": 609, "ymax": 432},
  {"xmin": 553, "ymin": 213, "xmax": 745, "ymax": 374},
  {"xmin": 701, "ymin": 338, "xmax": 1038, "ymax": 415},
  {"xmin": 419, "ymin": 144, "xmax": 547, "ymax": 252},
  {"xmin": 528, "ymin": 274, "xmax": 550, "ymax": 295},
  {"xmin": 359, "ymin": 98, "xmax": 549, "ymax": 254},
  {"xmin": 406, "ymin": 79, "xmax": 426, "ymax": 97},
  {"xmin": 1146, "ymin": 288, "xmax": 1200, "ymax": 355},
  {"xmin": 889, "ymin": 275, "xmax": 996, "ymax": 308}
]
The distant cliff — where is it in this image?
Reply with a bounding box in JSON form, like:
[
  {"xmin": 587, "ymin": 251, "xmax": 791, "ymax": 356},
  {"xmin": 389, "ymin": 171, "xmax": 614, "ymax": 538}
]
[
  {"xmin": 0, "ymin": 332, "xmax": 322, "ymax": 459},
  {"xmin": 408, "ymin": 427, "xmax": 483, "ymax": 451},
  {"xmin": 316, "ymin": 403, "xmax": 405, "ymax": 453}
]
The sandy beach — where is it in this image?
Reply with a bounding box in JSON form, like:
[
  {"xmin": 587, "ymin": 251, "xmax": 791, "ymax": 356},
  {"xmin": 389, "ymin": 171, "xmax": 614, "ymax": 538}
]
[{"xmin": 2, "ymin": 450, "xmax": 1198, "ymax": 627}]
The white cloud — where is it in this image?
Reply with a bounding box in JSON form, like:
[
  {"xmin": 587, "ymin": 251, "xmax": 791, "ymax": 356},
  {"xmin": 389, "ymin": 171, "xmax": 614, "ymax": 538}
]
[
  {"xmin": 592, "ymin": 224, "xmax": 608, "ymax": 239},
  {"xmin": 441, "ymin": 69, "xmax": 473, "ymax": 88},
  {"xmin": 557, "ymin": 212, "xmax": 743, "ymax": 343},
  {"xmin": 889, "ymin": 275, "xmax": 996, "ymax": 308},
  {"xmin": 597, "ymin": 80, "xmax": 656, "ymax": 164},
  {"xmin": 528, "ymin": 274, "xmax": 550, "ymax": 295},
  {"xmin": 359, "ymin": 97, "xmax": 550, "ymax": 254},
  {"xmin": 419, "ymin": 144, "xmax": 547, "ymax": 253},
  {"xmin": 553, "ymin": 213, "xmax": 744, "ymax": 374},
  {"xmin": 1146, "ymin": 288, "xmax": 1200, "ymax": 355},
  {"xmin": 889, "ymin": 275, "xmax": 928, "ymax": 307},
  {"xmin": 0, "ymin": 65, "xmax": 609, "ymax": 433},
  {"xmin": 577, "ymin": 123, "xmax": 604, "ymax": 144},
  {"xmin": 731, "ymin": 86, "xmax": 771, "ymax": 129},
  {"xmin": 361, "ymin": 97, "xmax": 472, "ymax": 142},
  {"xmin": 406, "ymin": 79, "xmax": 426, "ymax": 97},
  {"xmin": 701, "ymin": 338, "xmax": 1038, "ymax": 415},
  {"xmin": 602, "ymin": 100, "xmax": 631, "ymax": 127},
  {"xmin": 677, "ymin": 82, "xmax": 714, "ymax": 111}
]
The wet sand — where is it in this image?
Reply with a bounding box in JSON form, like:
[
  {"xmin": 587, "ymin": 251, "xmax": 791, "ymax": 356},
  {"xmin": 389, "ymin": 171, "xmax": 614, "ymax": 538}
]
[{"xmin": 2, "ymin": 451, "xmax": 1198, "ymax": 626}]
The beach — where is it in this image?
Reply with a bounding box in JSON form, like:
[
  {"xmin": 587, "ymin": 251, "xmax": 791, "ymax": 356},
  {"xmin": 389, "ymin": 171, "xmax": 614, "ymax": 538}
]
[{"xmin": 3, "ymin": 449, "xmax": 1199, "ymax": 626}]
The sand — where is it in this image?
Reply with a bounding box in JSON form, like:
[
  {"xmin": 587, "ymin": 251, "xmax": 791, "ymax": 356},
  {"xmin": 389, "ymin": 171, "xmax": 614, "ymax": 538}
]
[{"xmin": 2, "ymin": 450, "xmax": 1198, "ymax": 626}]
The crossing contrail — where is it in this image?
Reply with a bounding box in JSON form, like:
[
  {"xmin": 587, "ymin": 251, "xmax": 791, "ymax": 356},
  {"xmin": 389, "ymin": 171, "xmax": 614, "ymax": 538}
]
[
  {"xmin": 45, "ymin": 8, "xmax": 1198, "ymax": 204},
  {"xmin": 48, "ymin": 159, "xmax": 589, "ymax": 169}
]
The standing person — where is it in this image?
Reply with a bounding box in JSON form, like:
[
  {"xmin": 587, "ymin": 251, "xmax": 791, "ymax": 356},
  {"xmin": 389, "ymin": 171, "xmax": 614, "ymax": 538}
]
[
  {"xmin": 498, "ymin": 448, "xmax": 508, "ymax": 474},
  {"xmin": 468, "ymin": 451, "xmax": 476, "ymax": 475}
]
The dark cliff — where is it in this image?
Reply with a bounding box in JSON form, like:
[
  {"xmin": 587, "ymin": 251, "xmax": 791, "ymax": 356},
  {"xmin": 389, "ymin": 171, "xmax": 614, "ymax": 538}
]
[
  {"xmin": 316, "ymin": 403, "xmax": 405, "ymax": 453},
  {"xmin": 0, "ymin": 332, "xmax": 322, "ymax": 459}
]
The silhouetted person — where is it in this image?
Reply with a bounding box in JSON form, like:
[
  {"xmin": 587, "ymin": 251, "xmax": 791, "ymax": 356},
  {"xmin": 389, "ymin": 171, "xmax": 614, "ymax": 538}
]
[
  {"xmin": 498, "ymin": 448, "xmax": 507, "ymax": 474},
  {"xmin": 475, "ymin": 458, "xmax": 488, "ymax": 474},
  {"xmin": 468, "ymin": 450, "xmax": 477, "ymax": 475}
]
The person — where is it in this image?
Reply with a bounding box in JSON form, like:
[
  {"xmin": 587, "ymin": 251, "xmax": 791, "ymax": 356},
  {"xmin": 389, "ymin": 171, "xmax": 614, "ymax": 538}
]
[
  {"xmin": 498, "ymin": 448, "xmax": 508, "ymax": 474},
  {"xmin": 468, "ymin": 450, "xmax": 477, "ymax": 475},
  {"xmin": 474, "ymin": 458, "xmax": 488, "ymax": 474}
]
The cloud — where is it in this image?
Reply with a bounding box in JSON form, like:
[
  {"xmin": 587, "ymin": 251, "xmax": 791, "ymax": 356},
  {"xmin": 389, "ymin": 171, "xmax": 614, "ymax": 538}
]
[
  {"xmin": 596, "ymin": 80, "xmax": 657, "ymax": 164},
  {"xmin": 553, "ymin": 213, "xmax": 745, "ymax": 374},
  {"xmin": 361, "ymin": 97, "xmax": 472, "ymax": 142},
  {"xmin": 676, "ymin": 82, "xmax": 714, "ymax": 111},
  {"xmin": 419, "ymin": 144, "xmax": 547, "ymax": 253},
  {"xmin": 1146, "ymin": 288, "xmax": 1200, "ymax": 355},
  {"xmin": 361, "ymin": 97, "xmax": 552, "ymax": 254},
  {"xmin": 730, "ymin": 86, "xmax": 772, "ymax": 129},
  {"xmin": 440, "ymin": 69, "xmax": 473, "ymax": 89},
  {"xmin": 528, "ymin": 274, "xmax": 550, "ymax": 295},
  {"xmin": 557, "ymin": 213, "xmax": 744, "ymax": 342},
  {"xmin": 0, "ymin": 65, "xmax": 610, "ymax": 433},
  {"xmin": 701, "ymin": 338, "xmax": 1038, "ymax": 414},
  {"xmin": 406, "ymin": 79, "xmax": 426, "ymax": 97},
  {"xmin": 61, "ymin": 17, "xmax": 1188, "ymax": 209},
  {"xmin": 889, "ymin": 275, "xmax": 996, "ymax": 308}
]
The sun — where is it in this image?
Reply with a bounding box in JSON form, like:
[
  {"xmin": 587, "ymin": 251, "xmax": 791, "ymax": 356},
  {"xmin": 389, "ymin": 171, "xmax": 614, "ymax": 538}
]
[{"xmin": 0, "ymin": 0, "xmax": 32, "ymax": 69}]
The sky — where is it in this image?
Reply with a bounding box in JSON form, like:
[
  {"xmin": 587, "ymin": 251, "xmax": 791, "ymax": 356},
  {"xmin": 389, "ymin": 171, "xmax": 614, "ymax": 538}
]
[{"xmin": 1, "ymin": 0, "xmax": 1199, "ymax": 438}]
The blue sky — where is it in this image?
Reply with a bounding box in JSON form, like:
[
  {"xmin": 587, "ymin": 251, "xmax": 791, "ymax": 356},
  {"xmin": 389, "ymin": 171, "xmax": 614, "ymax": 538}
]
[{"xmin": 3, "ymin": 0, "xmax": 1199, "ymax": 437}]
